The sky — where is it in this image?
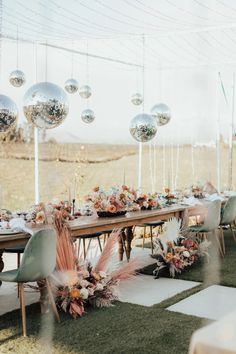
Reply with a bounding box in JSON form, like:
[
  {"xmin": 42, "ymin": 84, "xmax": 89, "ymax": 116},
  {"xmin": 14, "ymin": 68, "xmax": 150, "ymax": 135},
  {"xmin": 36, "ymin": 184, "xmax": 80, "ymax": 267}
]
[{"xmin": 1, "ymin": 0, "xmax": 236, "ymax": 145}]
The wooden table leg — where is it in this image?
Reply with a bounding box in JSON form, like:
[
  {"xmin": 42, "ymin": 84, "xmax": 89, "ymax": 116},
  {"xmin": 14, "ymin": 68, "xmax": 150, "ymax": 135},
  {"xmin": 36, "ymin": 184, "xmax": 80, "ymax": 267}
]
[
  {"xmin": 118, "ymin": 230, "xmax": 125, "ymax": 261},
  {"xmin": 0, "ymin": 249, "xmax": 4, "ymax": 286},
  {"xmin": 125, "ymin": 227, "xmax": 133, "ymax": 261}
]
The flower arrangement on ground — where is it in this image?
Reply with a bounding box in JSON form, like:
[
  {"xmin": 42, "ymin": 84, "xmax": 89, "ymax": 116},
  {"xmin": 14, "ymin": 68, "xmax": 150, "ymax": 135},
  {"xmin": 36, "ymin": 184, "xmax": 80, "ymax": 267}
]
[
  {"xmin": 54, "ymin": 213, "xmax": 140, "ymax": 318},
  {"xmin": 84, "ymin": 185, "xmax": 137, "ymax": 214},
  {"xmin": 151, "ymin": 218, "xmax": 210, "ymax": 278}
]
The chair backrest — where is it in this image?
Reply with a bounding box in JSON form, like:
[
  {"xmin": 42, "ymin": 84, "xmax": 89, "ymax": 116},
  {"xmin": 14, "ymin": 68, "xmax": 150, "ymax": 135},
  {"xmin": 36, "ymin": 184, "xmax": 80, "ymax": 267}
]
[
  {"xmin": 221, "ymin": 196, "xmax": 236, "ymax": 225},
  {"xmin": 16, "ymin": 228, "xmax": 56, "ymax": 282},
  {"xmin": 202, "ymin": 200, "xmax": 221, "ymax": 231}
]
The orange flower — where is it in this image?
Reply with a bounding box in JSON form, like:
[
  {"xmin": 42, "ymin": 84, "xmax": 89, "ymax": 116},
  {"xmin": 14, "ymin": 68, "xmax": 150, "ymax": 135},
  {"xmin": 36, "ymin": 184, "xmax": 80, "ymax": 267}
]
[
  {"xmin": 106, "ymin": 204, "xmax": 117, "ymax": 213},
  {"xmin": 38, "ymin": 202, "xmax": 45, "ymax": 209},
  {"xmin": 93, "ymin": 186, "xmax": 99, "ymax": 192},
  {"xmin": 165, "ymin": 188, "xmax": 170, "ymax": 193},
  {"xmin": 122, "ymin": 185, "xmax": 129, "ymax": 191},
  {"xmin": 93, "ymin": 201, "xmax": 101, "ymax": 209},
  {"xmin": 119, "ymin": 193, "xmax": 126, "ymax": 200},
  {"xmin": 166, "ymin": 252, "xmax": 174, "ymax": 261},
  {"xmin": 91, "ymin": 271, "xmax": 101, "ymax": 281},
  {"xmin": 70, "ymin": 288, "xmax": 81, "ymax": 298},
  {"xmin": 35, "ymin": 211, "xmax": 46, "ymax": 223}
]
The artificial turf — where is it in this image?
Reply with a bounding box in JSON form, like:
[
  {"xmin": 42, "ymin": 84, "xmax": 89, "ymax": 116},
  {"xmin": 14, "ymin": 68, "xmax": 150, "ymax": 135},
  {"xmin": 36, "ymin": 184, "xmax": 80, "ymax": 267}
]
[{"xmin": 0, "ymin": 230, "xmax": 235, "ymax": 354}]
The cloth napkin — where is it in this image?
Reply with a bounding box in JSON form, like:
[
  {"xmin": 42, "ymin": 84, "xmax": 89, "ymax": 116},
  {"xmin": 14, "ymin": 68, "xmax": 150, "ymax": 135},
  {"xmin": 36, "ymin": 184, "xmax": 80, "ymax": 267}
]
[
  {"xmin": 2, "ymin": 218, "xmax": 34, "ymax": 235},
  {"xmin": 205, "ymin": 193, "xmax": 225, "ymax": 201},
  {"xmin": 182, "ymin": 196, "xmax": 202, "ymax": 206}
]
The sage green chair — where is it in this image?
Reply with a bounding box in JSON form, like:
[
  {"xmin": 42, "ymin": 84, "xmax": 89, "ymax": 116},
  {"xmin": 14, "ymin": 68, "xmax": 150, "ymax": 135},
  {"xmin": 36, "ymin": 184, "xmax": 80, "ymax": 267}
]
[
  {"xmin": 0, "ymin": 229, "xmax": 60, "ymax": 336},
  {"xmin": 188, "ymin": 200, "xmax": 223, "ymax": 255},
  {"xmin": 219, "ymin": 196, "xmax": 236, "ymax": 254}
]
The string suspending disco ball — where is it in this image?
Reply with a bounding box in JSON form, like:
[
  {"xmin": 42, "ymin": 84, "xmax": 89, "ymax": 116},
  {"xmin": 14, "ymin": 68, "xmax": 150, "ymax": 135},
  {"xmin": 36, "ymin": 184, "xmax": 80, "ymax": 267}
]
[
  {"xmin": 151, "ymin": 103, "xmax": 171, "ymax": 126},
  {"xmin": 79, "ymin": 85, "xmax": 92, "ymax": 99},
  {"xmin": 9, "ymin": 69, "xmax": 26, "ymax": 87},
  {"xmin": 0, "ymin": 95, "xmax": 18, "ymax": 133},
  {"xmin": 64, "ymin": 78, "xmax": 79, "ymax": 94},
  {"xmin": 129, "ymin": 113, "xmax": 157, "ymax": 142},
  {"xmin": 23, "ymin": 82, "xmax": 69, "ymax": 129},
  {"xmin": 81, "ymin": 109, "xmax": 95, "ymax": 123},
  {"xmin": 131, "ymin": 93, "xmax": 143, "ymax": 106}
]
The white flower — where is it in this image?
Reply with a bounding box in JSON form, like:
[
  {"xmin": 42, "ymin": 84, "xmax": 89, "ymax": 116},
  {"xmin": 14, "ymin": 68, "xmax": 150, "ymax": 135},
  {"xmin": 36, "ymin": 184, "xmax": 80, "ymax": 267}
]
[
  {"xmin": 99, "ymin": 271, "xmax": 107, "ymax": 279},
  {"xmin": 95, "ymin": 283, "xmax": 104, "ymax": 291},
  {"xmin": 80, "ymin": 288, "xmax": 89, "ymax": 300},
  {"xmin": 183, "ymin": 251, "xmax": 190, "ymax": 258},
  {"xmin": 88, "ymin": 287, "xmax": 94, "ymax": 296},
  {"xmin": 79, "ymin": 279, "xmax": 90, "ymax": 288}
]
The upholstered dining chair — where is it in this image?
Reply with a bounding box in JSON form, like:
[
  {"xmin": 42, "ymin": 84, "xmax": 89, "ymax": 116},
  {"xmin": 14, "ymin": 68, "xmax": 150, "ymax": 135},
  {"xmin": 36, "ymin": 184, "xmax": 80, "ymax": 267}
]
[
  {"xmin": 219, "ymin": 196, "xmax": 236, "ymax": 254},
  {"xmin": 0, "ymin": 229, "xmax": 60, "ymax": 336},
  {"xmin": 187, "ymin": 200, "xmax": 223, "ymax": 255}
]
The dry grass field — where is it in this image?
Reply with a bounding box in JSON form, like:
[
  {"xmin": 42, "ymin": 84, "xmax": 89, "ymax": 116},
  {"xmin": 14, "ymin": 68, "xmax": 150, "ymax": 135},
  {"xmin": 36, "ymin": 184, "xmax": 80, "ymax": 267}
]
[{"xmin": 0, "ymin": 142, "xmax": 235, "ymax": 210}]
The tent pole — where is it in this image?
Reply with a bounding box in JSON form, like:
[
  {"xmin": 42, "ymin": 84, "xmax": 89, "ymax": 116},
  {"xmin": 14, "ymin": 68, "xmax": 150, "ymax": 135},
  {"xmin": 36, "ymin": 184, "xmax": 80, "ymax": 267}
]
[
  {"xmin": 34, "ymin": 127, "xmax": 39, "ymax": 204},
  {"xmin": 228, "ymin": 73, "xmax": 235, "ymax": 190}
]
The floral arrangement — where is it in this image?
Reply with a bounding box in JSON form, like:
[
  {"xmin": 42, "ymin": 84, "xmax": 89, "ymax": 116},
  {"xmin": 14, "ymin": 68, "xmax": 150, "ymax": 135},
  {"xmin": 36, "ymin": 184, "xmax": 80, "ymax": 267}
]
[
  {"xmin": 151, "ymin": 218, "xmax": 210, "ymax": 278},
  {"xmin": 135, "ymin": 192, "xmax": 161, "ymax": 210},
  {"xmin": 26, "ymin": 202, "xmax": 47, "ymax": 225},
  {"xmin": 162, "ymin": 188, "xmax": 177, "ymax": 204},
  {"xmin": 191, "ymin": 184, "xmax": 204, "ymax": 199},
  {"xmin": 84, "ymin": 185, "xmax": 137, "ymax": 214},
  {"xmin": 50, "ymin": 200, "xmax": 74, "ymax": 221},
  {"xmin": 0, "ymin": 209, "xmax": 12, "ymax": 222},
  {"xmin": 54, "ymin": 214, "xmax": 140, "ymax": 318}
]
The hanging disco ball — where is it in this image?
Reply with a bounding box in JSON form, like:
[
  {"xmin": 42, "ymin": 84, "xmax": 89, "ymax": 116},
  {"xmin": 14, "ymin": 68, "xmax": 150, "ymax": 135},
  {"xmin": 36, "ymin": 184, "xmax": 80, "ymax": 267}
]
[
  {"xmin": 81, "ymin": 109, "xmax": 95, "ymax": 124},
  {"xmin": 64, "ymin": 78, "xmax": 79, "ymax": 94},
  {"xmin": 9, "ymin": 69, "xmax": 26, "ymax": 87},
  {"xmin": 151, "ymin": 103, "xmax": 171, "ymax": 126},
  {"xmin": 79, "ymin": 85, "xmax": 92, "ymax": 99},
  {"xmin": 0, "ymin": 95, "xmax": 18, "ymax": 133},
  {"xmin": 131, "ymin": 93, "xmax": 143, "ymax": 106},
  {"xmin": 23, "ymin": 82, "xmax": 69, "ymax": 129},
  {"xmin": 129, "ymin": 113, "xmax": 157, "ymax": 142}
]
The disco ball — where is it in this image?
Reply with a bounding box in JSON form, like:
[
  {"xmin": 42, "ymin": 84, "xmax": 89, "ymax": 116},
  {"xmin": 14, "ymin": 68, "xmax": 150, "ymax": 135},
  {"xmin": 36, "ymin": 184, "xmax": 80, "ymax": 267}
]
[
  {"xmin": 79, "ymin": 85, "xmax": 92, "ymax": 99},
  {"xmin": 129, "ymin": 113, "xmax": 157, "ymax": 142},
  {"xmin": 9, "ymin": 70, "xmax": 26, "ymax": 87},
  {"xmin": 0, "ymin": 95, "xmax": 18, "ymax": 133},
  {"xmin": 151, "ymin": 103, "xmax": 171, "ymax": 126},
  {"xmin": 64, "ymin": 78, "xmax": 79, "ymax": 94},
  {"xmin": 23, "ymin": 82, "xmax": 69, "ymax": 129},
  {"xmin": 81, "ymin": 109, "xmax": 95, "ymax": 123},
  {"xmin": 131, "ymin": 93, "xmax": 143, "ymax": 106}
]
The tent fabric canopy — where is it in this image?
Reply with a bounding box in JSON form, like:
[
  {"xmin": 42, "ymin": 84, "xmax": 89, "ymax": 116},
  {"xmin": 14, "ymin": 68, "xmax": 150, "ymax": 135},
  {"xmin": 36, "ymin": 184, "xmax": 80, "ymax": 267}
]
[{"xmin": 3, "ymin": 0, "xmax": 236, "ymax": 68}]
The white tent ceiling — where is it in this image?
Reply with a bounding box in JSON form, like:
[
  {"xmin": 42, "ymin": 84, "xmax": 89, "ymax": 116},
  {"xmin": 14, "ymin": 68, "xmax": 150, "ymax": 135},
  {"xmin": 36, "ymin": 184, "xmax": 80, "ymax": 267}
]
[{"xmin": 3, "ymin": 0, "xmax": 236, "ymax": 69}]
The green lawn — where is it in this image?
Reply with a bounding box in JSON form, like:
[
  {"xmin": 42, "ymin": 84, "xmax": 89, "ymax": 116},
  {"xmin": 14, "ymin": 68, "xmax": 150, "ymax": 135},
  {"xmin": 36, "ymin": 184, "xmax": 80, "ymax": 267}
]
[{"xmin": 0, "ymin": 230, "xmax": 235, "ymax": 354}]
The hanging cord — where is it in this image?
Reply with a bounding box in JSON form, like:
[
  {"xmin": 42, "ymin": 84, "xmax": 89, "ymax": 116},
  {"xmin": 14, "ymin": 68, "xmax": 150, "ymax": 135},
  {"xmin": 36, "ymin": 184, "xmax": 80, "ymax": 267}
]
[
  {"xmin": 71, "ymin": 41, "xmax": 74, "ymax": 78},
  {"xmin": 86, "ymin": 40, "xmax": 90, "ymax": 109},
  {"xmin": 34, "ymin": 41, "xmax": 38, "ymax": 83},
  {"xmin": 45, "ymin": 40, "xmax": 48, "ymax": 81},
  {"xmin": 16, "ymin": 25, "xmax": 19, "ymax": 69},
  {"xmin": 142, "ymin": 34, "xmax": 145, "ymax": 112}
]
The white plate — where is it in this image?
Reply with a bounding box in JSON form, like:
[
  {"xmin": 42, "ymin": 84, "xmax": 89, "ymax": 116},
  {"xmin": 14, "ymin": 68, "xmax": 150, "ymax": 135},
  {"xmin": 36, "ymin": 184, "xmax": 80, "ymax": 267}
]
[{"xmin": 0, "ymin": 228, "xmax": 22, "ymax": 235}]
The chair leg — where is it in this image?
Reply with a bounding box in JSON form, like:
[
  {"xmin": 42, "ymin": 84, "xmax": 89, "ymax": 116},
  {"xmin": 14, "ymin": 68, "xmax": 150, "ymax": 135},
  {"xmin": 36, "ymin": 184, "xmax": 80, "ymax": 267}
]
[
  {"xmin": 150, "ymin": 227, "xmax": 154, "ymax": 255},
  {"xmin": 230, "ymin": 224, "xmax": 236, "ymax": 244},
  {"xmin": 214, "ymin": 229, "xmax": 224, "ymax": 258},
  {"xmin": 97, "ymin": 236, "xmax": 102, "ymax": 252},
  {"xmin": 78, "ymin": 238, "xmax": 81, "ymax": 258},
  {"xmin": 82, "ymin": 238, "xmax": 86, "ymax": 260},
  {"xmin": 19, "ymin": 283, "xmax": 27, "ymax": 337},
  {"xmin": 17, "ymin": 253, "xmax": 21, "ymax": 298},
  {"xmin": 45, "ymin": 278, "xmax": 60, "ymax": 323},
  {"xmin": 220, "ymin": 227, "xmax": 225, "ymax": 254},
  {"xmin": 142, "ymin": 226, "xmax": 146, "ymax": 249}
]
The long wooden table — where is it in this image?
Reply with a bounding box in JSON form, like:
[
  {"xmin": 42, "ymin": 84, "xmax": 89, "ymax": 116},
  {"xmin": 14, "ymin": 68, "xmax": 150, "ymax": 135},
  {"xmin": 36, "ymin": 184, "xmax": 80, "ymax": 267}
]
[{"xmin": 0, "ymin": 205, "xmax": 187, "ymax": 275}]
